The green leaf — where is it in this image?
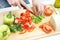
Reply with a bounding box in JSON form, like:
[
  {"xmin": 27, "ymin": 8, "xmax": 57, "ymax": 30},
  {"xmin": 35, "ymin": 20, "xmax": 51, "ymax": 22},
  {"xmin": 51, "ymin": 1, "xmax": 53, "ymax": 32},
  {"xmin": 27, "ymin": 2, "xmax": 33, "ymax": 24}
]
[
  {"xmin": 15, "ymin": 24, "xmax": 22, "ymax": 31},
  {"xmin": 9, "ymin": 26, "xmax": 17, "ymax": 33}
]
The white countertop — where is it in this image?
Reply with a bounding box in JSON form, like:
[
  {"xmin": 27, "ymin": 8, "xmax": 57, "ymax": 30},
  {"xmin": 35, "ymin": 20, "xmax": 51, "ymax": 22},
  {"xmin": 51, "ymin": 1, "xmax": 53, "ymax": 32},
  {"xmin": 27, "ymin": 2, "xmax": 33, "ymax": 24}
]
[{"xmin": 37, "ymin": 34, "xmax": 60, "ymax": 40}]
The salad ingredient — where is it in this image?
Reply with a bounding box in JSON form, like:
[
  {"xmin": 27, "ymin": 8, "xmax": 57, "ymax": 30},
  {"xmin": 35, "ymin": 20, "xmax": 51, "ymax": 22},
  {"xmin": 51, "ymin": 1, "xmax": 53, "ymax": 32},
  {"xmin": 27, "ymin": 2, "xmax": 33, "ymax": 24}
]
[
  {"xmin": 22, "ymin": 23, "xmax": 35, "ymax": 32},
  {"xmin": 44, "ymin": 5, "xmax": 54, "ymax": 16},
  {"xmin": 0, "ymin": 25, "xmax": 10, "ymax": 40},
  {"xmin": 0, "ymin": 33, "xmax": 3, "ymax": 40},
  {"xmin": 15, "ymin": 10, "xmax": 35, "ymax": 34},
  {"xmin": 4, "ymin": 12, "xmax": 14, "ymax": 25},
  {"xmin": 9, "ymin": 24, "xmax": 22, "ymax": 33},
  {"xmin": 39, "ymin": 22, "xmax": 53, "ymax": 33},
  {"xmin": 32, "ymin": 14, "xmax": 45, "ymax": 24}
]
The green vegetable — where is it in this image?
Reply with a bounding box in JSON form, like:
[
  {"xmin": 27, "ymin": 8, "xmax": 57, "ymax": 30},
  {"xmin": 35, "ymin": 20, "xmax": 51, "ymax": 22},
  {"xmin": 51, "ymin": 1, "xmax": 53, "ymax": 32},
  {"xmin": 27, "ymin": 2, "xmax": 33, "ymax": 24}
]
[
  {"xmin": 9, "ymin": 24, "xmax": 22, "ymax": 33},
  {"xmin": 9, "ymin": 25, "xmax": 17, "ymax": 33},
  {"xmin": 54, "ymin": 0, "xmax": 60, "ymax": 8},
  {"xmin": 4, "ymin": 12, "xmax": 14, "ymax": 25},
  {"xmin": 0, "ymin": 25, "xmax": 10, "ymax": 40},
  {"xmin": 32, "ymin": 14, "xmax": 45, "ymax": 24},
  {"xmin": 0, "ymin": 33, "xmax": 3, "ymax": 40},
  {"xmin": 15, "ymin": 24, "xmax": 22, "ymax": 31}
]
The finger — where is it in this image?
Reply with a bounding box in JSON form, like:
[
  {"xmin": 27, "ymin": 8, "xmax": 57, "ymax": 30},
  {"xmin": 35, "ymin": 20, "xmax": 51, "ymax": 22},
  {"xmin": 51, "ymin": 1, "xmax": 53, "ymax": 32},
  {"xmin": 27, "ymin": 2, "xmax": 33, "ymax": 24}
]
[
  {"xmin": 15, "ymin": 0, "xmax": 22, "ymax": 8},
  {"xmin": 17, "ymin": 4, "xmax": 22, "ymax": 8},
  {"xmin": 20, "ymin": 0, "xmax": 32, "ymax": 12},
  {"xmin": 7, "ymin": 0, "xmax": 12, "ymax": 5},
  {"xmin": 32, "ymin": 5, "xmax": 38, "ymax": 16},
  {"xmin": 37, "ymin": 5, "xmax": 42, "ymax": 16}
]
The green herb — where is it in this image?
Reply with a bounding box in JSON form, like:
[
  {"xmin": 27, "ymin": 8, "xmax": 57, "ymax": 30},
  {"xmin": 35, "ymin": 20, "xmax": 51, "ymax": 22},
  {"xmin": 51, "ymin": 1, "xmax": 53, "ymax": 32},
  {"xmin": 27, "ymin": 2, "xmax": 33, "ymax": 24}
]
[
  {"xmin": 15, "ymin": 24, "xmax": 22, "ymax": 31},
  {"xmin": 9, "ymin": 24, "xmax": 22, "ymax": 33},
  {"xmin": 9, "ymin": 26, "xmax": 17, "ymax": 33}
]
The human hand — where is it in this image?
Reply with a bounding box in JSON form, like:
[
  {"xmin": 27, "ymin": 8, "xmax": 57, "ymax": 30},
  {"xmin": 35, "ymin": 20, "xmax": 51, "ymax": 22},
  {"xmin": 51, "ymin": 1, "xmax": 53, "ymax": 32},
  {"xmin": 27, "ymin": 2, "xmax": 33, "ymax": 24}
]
[
  {"xmin": 7, "ymin": 0, "xmax": 32, "ymax": 11},
  {"xmin": 32, "ymin": 0, "xmax": 44, "ymax": 16}
]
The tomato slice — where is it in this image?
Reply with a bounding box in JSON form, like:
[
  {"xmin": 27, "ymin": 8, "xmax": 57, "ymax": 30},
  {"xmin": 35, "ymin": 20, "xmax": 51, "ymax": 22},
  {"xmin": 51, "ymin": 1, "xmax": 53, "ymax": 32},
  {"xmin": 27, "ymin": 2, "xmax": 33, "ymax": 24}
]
[
  {"xmin": 39, "ymin": 23, "xmax": 53, "ymax": 33},
  {"xmin": 23, "ymin": 23, "xmax": 29, "ymax": 30},
  {"xmin": 42, "ymin": 24, "xmax": 52, "ymax": 33},
  {"xmin": 28, "ymin": 25, "xmax": 35, "ymax": 32},
  {"xmin": 44, "ymin": 5, "xmax": 54, "ymax": 16},
  {"xmin": 15, "ymin": 10, "xmax": 35, "ymax": 34}
]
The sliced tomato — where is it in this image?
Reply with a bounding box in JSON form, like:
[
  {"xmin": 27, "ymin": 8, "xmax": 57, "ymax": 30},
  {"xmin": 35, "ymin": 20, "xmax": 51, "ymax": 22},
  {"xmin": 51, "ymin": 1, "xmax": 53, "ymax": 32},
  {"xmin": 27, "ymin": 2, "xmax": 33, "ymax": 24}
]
[
  {"xmin": 39, "ymin": 23, "xmax": 53, "ymax": 33},
  {"xmin": 23, "ymin": 23, "xmax": 29, "ymax": 30},
  {"xmin": 44, "ymin": 5, "xmax": 54, "ymax": 16}
]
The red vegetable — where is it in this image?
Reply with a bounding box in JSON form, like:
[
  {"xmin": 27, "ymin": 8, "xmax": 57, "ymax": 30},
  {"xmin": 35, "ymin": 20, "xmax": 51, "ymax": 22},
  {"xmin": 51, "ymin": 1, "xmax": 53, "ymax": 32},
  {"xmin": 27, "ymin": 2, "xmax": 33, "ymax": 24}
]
[
  {"xmin": 44, "ymin": 5, "xmax": 54, "ymax": 16},
  {"xmin": 15, "ymin": 10, "xmax": 35, "ymax": 34},
  {"xmin": 39, "ymin": 22, "xmax": 53, "ymax": 33}
]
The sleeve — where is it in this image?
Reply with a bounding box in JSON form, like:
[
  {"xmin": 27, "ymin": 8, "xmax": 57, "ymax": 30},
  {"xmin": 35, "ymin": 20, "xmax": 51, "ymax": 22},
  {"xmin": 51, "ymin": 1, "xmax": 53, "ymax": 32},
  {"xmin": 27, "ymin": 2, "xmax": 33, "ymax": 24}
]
[{"xmin": 0, "ymin": 0, "xmax": 11, "ymax": 9}]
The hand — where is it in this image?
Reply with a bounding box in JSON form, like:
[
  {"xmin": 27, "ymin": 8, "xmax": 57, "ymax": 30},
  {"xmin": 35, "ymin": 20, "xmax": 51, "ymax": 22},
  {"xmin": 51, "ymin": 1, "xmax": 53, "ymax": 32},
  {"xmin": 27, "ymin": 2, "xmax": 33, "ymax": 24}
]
[
  {"xmin": 7, "ymin": 0, "xmax": 32, "ymax": 11},
  {"xmin": 32, "ymin": 0, "xmax": 44, "ymax": 16}
]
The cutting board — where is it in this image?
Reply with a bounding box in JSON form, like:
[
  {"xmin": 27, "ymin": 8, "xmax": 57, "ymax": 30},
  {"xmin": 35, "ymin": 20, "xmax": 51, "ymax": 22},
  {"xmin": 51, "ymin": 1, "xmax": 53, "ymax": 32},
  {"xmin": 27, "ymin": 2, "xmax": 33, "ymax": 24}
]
[{"xmin": 0, "ymin": 9, "xmax": 60, "ymax": 40}]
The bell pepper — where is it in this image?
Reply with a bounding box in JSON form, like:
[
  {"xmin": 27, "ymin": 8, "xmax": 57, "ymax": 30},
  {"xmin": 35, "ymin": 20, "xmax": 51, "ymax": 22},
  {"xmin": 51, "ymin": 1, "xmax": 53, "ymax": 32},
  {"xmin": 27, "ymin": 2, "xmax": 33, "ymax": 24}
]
[
  {"xmin": 0, "ymin": 25, "xmax": 10, "ymax": 40},
  {"xmin": 32, "ymin": 14, "xmax": 45, "ymax": 24},
  {"xmin": 4, "ymin": 12, "xmax": 14, "ymax": 25}
]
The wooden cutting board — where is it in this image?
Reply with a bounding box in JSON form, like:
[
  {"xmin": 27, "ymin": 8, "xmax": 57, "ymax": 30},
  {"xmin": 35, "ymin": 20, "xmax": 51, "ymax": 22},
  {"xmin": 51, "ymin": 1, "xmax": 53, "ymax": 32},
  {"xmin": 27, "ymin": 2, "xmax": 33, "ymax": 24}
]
[{"xmin": 0, "ymin": 10, "xmax": 60, "ymax": 40}]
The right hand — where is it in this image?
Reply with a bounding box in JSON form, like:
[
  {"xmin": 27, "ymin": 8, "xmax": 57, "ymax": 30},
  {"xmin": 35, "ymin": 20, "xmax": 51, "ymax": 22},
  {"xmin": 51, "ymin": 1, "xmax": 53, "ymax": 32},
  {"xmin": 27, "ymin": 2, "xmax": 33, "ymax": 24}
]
[{"xmin": 7, "ymin": 0, "xmax": 32, "ymax": 12}]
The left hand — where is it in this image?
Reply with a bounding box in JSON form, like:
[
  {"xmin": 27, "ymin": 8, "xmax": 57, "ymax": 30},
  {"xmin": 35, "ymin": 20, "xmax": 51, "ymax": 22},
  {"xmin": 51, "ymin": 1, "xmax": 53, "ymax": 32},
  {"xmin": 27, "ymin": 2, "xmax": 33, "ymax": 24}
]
[{"xmin": 32, "ymin": 0, "xmax": 44, "ymax": 16}]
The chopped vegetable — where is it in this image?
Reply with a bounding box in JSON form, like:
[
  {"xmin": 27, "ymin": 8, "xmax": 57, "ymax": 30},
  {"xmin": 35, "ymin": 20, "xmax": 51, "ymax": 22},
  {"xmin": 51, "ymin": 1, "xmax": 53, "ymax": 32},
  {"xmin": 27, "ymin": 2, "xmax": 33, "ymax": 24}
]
[
  {"xmin": 32, "ymin": 14, "xmax": 45, "ymax": 24},
  {"xmin": 9, "ymin": 24, "xmax": 22, "ymax": 33},
  {"xmin": 4, "ymin": 12, "xmax": 14, "ymax": 25},
  {"xmin": 15, "ymin": 24, "xmax": 22, "ymax": 31},
  {"xmin": 44, "ymin": 5, "xmax": 54, "ymax": 16},
  {"xmin": 9, "ymin": 25, "xmax": 17, "ymax": 33},
  {"xmin": 15, "ymin": 10, "xmax": 35, "ymax": 33},
  {"xmin": 39, "ymin": 22, "xmax": 53, "ymax": 33},
  {"xmin": 22, "ymin": 23, "xmax": 35, "ymax": 32}
]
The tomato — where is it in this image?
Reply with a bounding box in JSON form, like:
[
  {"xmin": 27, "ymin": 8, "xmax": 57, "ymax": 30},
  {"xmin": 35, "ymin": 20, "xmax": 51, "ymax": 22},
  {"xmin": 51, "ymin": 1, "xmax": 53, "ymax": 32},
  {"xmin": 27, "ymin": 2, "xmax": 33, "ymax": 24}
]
[
  {"xmin": 44, "ymin": 5, "xmax": 54, "ymax": 16},
  {"xmin": 22, "ymin": 23, "xmax": 35, "ymax": 32},
  {"xmin": 27, "ymin": 25, "xmax": 35, "ymax": 32},
  {"xmin": 39, "ymin": 23, "xmax": 53, "ymax": 33},
  {"xmin": 15, "ymin": 10, "xmax": 35, "ymax": 33},
  {"xmin": 23, "ymin": 23, "xmax": 29, "ymax": 30}
]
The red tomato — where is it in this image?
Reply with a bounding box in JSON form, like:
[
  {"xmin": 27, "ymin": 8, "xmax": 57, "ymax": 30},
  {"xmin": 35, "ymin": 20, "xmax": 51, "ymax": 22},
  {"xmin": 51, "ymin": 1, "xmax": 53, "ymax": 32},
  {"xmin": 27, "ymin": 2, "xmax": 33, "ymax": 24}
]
[
  {"xmin": 40, "ymin": 23, "xmax": 53, "ymax": 33},
  {"xmin": 22, "ymin": 23, "xmax": 35, "ymax": 32},
  {"xmin": 23, "ymin": 23, "xmax": 29, "ymax": 30},
  {"xmin": 28, "ymin": 25, "xmax": 35, "ymax": 32},
  {"xmin": 15, "ymin": 10, "xmax": 35, "ymax": 33},
  {"xmin": 44, "ymin": 5, "xmax": 54, "ymax": 16}
]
